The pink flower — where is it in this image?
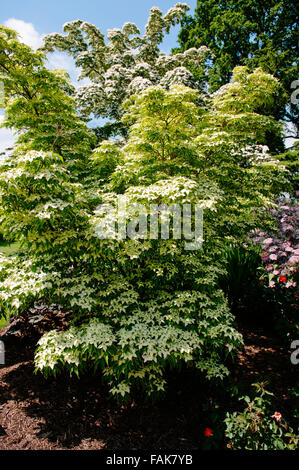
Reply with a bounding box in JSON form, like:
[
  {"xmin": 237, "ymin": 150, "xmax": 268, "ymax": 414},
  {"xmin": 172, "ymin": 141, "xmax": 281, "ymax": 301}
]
[
  {"xmin": 269, "ymin": 254, "xmax": 278, "ymax": 261},
  {"xmin": 286, "ymin": 281, "xmax": 297, "ymax": 288},
  {"xmin": 282, "ymin": 224, "xmax": 294, "ymax": 232},
  {"xmin": 271, "ymin": 412, "xmax": 282, "ymax": 423},
  {"xmin": 265, "ymin": 264, "xmax": 274, "ymax": 272}
]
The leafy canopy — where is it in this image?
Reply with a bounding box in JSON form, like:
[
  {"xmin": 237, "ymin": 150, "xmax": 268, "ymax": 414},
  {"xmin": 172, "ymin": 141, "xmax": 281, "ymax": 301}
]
[
  {"xmin": 175, "ymin": 0, "xmax": 299, "ymax": 148},
  {"xmin": 0, "ymin": 5, "xmax": 291, "ymax": 400},
  {"xmin": 0, "ymin": 25, "xmax": 95, "ymax": 163},
  {"xmin": 39, "ymin": 3, "xmax": 210, "ymax": 141}
]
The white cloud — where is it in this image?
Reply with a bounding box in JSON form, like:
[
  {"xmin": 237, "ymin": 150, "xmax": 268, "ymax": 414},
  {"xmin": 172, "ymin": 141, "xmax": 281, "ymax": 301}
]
[
  {"xmin": 3, "ymin": 18, "xmax": 89, "ymax": 88},
  {"xmin": 4, "ymin": 18, "xmax": 43, "ymax": 50}
]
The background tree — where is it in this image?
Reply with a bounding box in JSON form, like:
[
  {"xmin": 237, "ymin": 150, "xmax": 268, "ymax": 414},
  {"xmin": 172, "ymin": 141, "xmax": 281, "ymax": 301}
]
[
  {"xmin": 0, "ymin": 25, "xmax": 95, "ymax": 170},
  {"xmin": 276, "ymin": 141, "xmax": 299, "ymax": 189},
  {"xmin": 175, "ymin": 0, "xmax": 299, "ymax": 151},
  {"xmin": 39, "ymin": 3, "xmax": 210, "ymax": 142}
]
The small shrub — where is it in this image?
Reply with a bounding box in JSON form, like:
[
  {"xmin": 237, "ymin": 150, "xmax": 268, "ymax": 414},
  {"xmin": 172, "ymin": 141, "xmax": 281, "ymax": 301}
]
[
  {"xmin": 224, "ymin": 382, "xmax": 299, "ymax": 450},
  {"xmin": 220, "ymin": 242, "xmax": 263, "ymax": 319}
]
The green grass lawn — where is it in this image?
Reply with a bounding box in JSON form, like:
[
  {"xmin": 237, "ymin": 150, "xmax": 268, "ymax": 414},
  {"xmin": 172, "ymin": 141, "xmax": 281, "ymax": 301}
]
[
  {"xmin": 0, "ymin": 241, "xmax": 20, "ymax": 256},
  {"xmin": 0, "ymin": 241, "xmax": 19, "ymax": 328},
  {"xmin": 0, "ymin": 316, "xmax": 8, "ymax": 329}
]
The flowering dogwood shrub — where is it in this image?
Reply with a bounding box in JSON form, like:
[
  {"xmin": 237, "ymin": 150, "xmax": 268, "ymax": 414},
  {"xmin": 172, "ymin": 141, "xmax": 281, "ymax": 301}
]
[
  {"xmin": 0, "ymin": 6, "xmax": 290, "ymax": 399},
  {"xmin": 33, "ymin": 79, "xmax": 287, "ymax": 398}
]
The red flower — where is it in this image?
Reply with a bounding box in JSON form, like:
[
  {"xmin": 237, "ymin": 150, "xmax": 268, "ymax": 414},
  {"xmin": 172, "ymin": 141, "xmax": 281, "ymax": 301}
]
[
  {"xmin": 204, "ymin": 427, "xmax": 213, "ymax": 437},
  {"xmin": 279, "ymin": 275, "xmax": 287, "ymax": 282}
]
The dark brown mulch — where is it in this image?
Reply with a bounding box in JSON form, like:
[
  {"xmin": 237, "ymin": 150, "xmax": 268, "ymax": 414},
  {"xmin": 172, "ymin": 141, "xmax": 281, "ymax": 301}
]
[{"xmin": 0, "ymin": 311, "xmax": 297, "ymax": 450}]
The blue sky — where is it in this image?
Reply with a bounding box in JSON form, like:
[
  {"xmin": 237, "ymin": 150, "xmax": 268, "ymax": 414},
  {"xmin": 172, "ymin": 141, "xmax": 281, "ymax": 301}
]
[
  {"xmin": 0, "ymin": 0, "xmax": 197, "ymax": 152},
  {"xmin": 1, "ymin": 1, "xmax": 295, "ymax": 149},
  {"xmin": 0, "ymin": 0, "xmax": 197, "ymax": 53}
]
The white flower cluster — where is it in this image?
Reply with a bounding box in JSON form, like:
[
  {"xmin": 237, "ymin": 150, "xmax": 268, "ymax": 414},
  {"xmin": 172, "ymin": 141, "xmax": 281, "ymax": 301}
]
[
  {"xmin": 160, "ymin": 66, "xmax": 196, "ymax": 89},
  {"xmin": 117, "ymin": 321, "xmax": 200, "ymax": 363},
  {"xmin": 41, "ymin": 4, "xmax": 209, "ymax": 122},
  {"xmin": 34, "ymin": 305, "xmax": 239, "ymax": 396},
  {"xmin": 128, "ymin": 77, "xmax": 154, "ymax": 96},
  {"xmin": 124, "ymin": 176, "xmax": 201, "ymax": 203},
  {"xmin": 0, "ymin": 255, "xmax": 53, "ymax": 312},
  {"xmin": 35, "ymin": 319, "xmax": 115, "ymax": 369},
  {"xmin": 242, "ymin": 145, "xmax": 280, "ymax": 166}
]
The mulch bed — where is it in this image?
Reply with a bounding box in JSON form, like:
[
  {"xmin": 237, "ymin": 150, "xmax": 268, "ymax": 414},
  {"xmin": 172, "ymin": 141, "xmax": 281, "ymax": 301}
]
[{"xmin": 0, "ymin": 308, "xmax": 297, "ymax": 450}]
